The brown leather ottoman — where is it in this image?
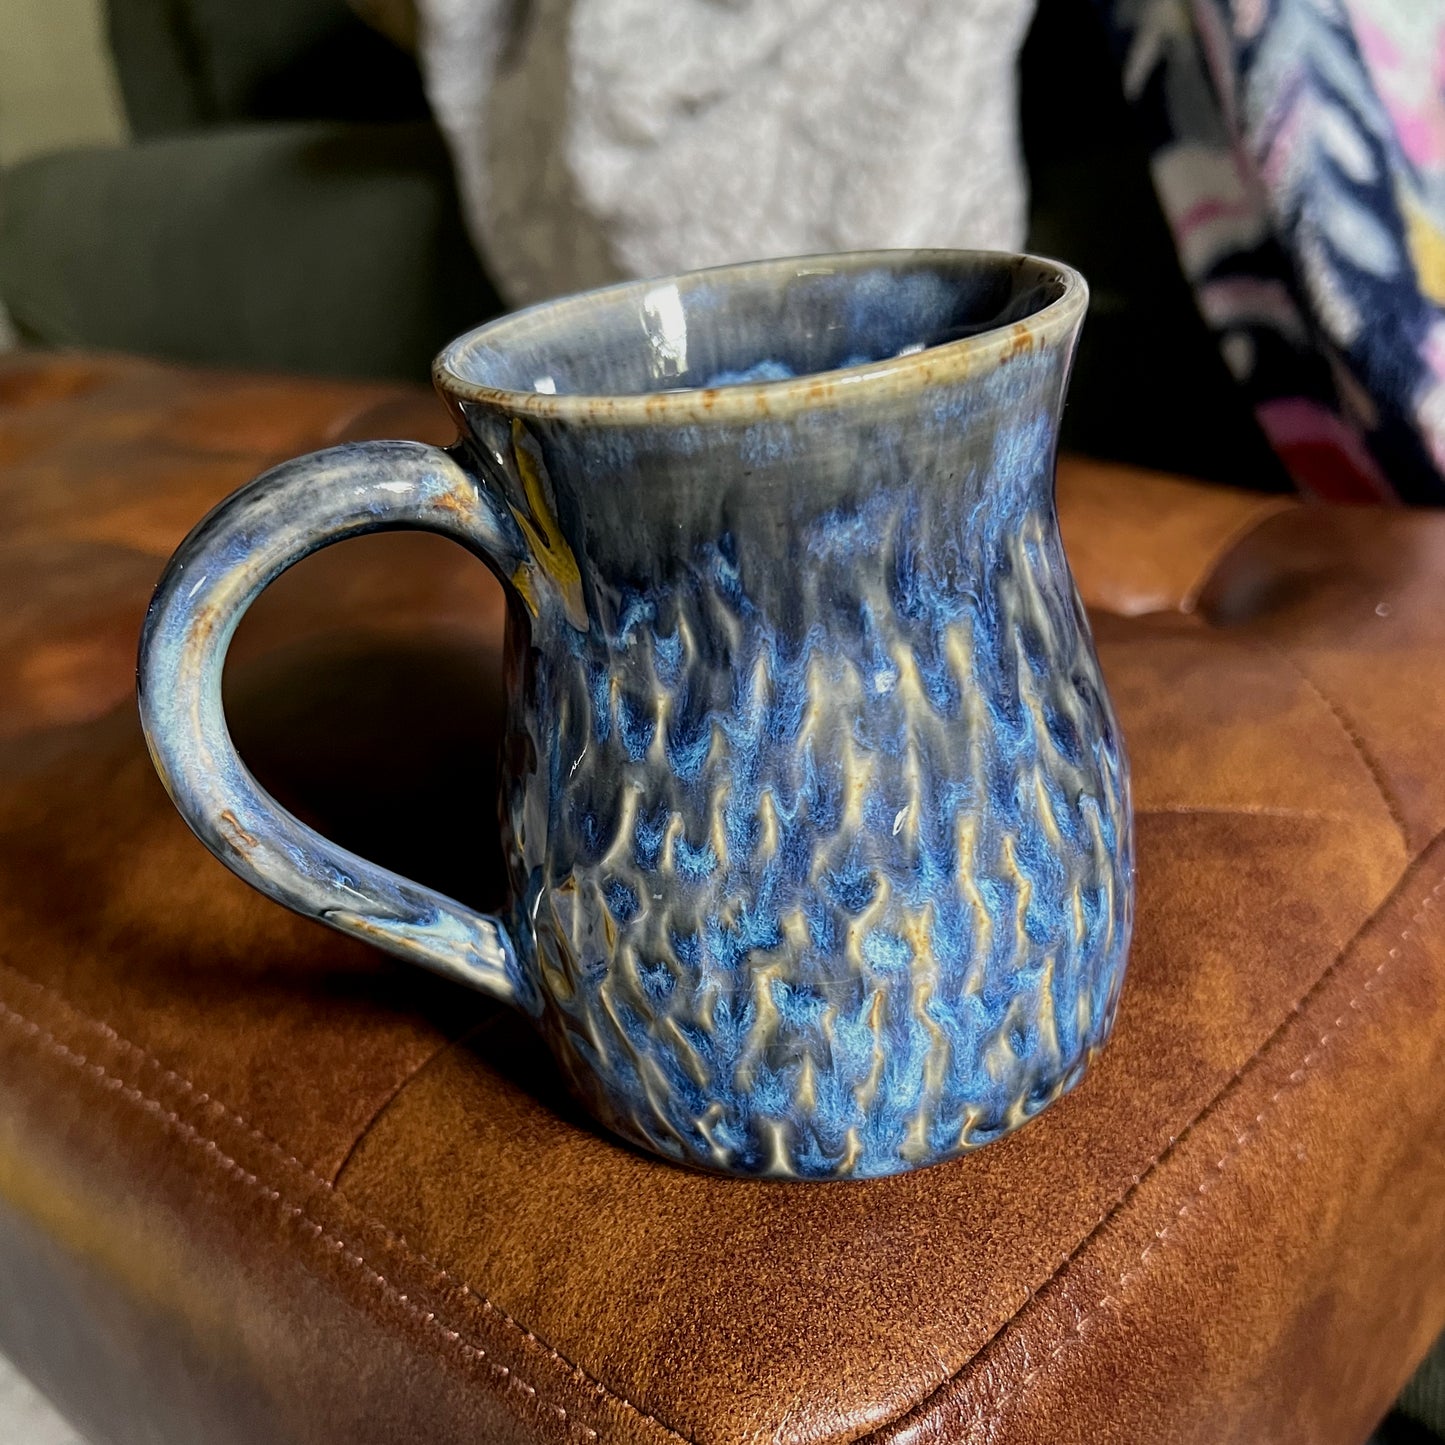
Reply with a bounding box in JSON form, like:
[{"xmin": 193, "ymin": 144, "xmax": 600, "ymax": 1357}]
[{"xmin": 1, "ymin": 351, "xmax": 1443, "ymax": 1445}]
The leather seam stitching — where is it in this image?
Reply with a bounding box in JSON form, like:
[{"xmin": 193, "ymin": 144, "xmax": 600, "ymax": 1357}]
[
  {"xmin": 1, "ymin": 811, "xmax": 1419, "ymax": 1445},
  {"xmin": 0, "ymin": 994, "xmax": 599, "ymax": 1444},
  {"xmin": 0, "ymin": 962, "xmax": 694, "ymax": 1445},
  {"xmin": 852, "ymin": 842, "xmax": 1436, "ymax": 1444},
  {"xmin": 0, "ymin": 829, "xmax": 1422, "ymax": 1445},
  {"xmin": 979, "ymin": 875, "xmax": 1443, "ymax": 1425},
  {"xmin": 1264, "ymin": 642, "xmax": 1412, "ymax": 850}
]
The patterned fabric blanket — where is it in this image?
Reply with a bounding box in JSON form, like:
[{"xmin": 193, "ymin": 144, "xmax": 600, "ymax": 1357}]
[{"xmin": 1097, "ymin": 0, "xmax": 1445, "ymax": 503}]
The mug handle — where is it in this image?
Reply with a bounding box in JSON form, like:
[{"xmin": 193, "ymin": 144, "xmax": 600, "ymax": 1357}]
[{"xmin": 137, "ymin": 439, "xmax": 532, "ymax": 1007}]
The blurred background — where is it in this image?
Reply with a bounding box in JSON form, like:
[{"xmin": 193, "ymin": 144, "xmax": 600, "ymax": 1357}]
[{"xmin": 0, "ymin": 0, "xmax": 1297, "ymax": 493}]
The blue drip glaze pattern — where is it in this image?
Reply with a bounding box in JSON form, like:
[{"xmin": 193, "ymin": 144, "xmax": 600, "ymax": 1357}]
[
  {"xmin": 138, "ymin": 251, "xmax": 1133, "ymax": 1180},
  {"xmin": 450, "ymin": 261, "xmax": 1134, "ymax": 1178}
]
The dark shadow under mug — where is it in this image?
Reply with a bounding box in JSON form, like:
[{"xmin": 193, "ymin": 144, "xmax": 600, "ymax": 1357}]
[{"xmin": 138, "ymin": 250, "xmax": 1134, "ymax": 1180}]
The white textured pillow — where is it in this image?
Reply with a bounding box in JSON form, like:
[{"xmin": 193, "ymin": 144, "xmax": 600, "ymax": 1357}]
[{"xmin": 419, "ymin": 0, "xmax": 1035, "ymax": 306}]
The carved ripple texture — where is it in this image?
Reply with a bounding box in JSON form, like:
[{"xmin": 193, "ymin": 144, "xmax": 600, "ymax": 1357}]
[{"xmin": 508, "ymin": 436, "xmax": 1132, "ymax": 1179}]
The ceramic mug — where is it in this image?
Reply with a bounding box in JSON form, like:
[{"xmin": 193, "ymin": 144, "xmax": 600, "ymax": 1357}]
[{"xmin": 138, "ymin": 250, "xmax": 1134, "ymax": 1180}]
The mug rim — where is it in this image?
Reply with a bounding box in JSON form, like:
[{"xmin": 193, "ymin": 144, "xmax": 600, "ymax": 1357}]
[{"xmin": 433, "ymin": 248, "xmax": 1088, "ymax": 427}]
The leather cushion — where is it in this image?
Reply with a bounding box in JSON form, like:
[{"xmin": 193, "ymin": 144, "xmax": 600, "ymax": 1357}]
[{"xmin": 0, "ymin": 353, "xmax": 1442, "ymax": 1445}]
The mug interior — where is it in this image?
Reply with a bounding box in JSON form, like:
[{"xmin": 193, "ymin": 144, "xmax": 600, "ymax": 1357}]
[{"xmin": 438, "ymin": 251, "xmax": 1077, "ymax": 404}]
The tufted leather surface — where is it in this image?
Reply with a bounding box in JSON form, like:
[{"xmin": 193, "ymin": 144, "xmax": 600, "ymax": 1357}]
[{"xmin": 1, "ymin": 351, "xmax": 1443, "ymax": 1444}]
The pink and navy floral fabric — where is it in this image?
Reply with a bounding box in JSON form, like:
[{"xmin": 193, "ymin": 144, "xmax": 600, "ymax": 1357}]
[{"xmin": 1098, "ymin": 0, "xmax": 1445, "ymax": 502}]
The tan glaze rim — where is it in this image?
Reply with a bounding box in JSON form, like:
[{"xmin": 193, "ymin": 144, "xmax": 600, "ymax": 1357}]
[{"xmin": 433, "ymin": 249, "xmax": 1088, "ymax": 428}]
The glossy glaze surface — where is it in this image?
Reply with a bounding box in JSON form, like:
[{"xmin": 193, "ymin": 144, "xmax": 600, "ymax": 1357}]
[{"xmin": 139, "ymin": 251, "xmax": 1133, "ymax": 1178}]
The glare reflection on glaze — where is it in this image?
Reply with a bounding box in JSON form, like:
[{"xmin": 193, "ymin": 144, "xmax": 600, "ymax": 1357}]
[{"xmin": 138, "ymin": 251, "xmax": 1133, "ymax": 1181}]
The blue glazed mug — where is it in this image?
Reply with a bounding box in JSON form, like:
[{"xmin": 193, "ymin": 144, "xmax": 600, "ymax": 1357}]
[{"xmin": 139, "ymin": 250, "xmax": 1133, "ymax": 1180}]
